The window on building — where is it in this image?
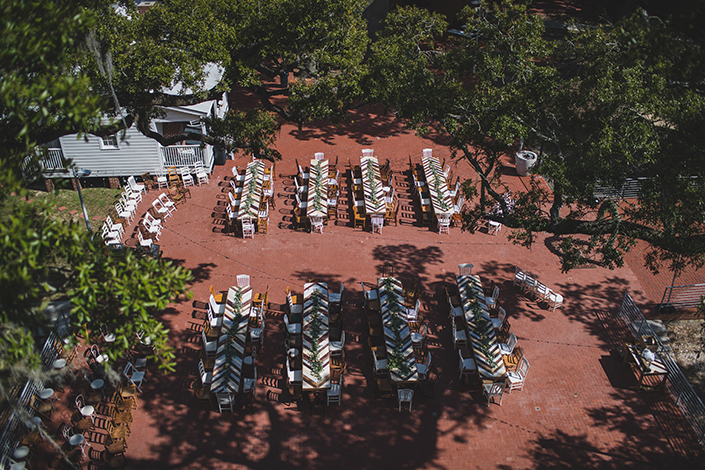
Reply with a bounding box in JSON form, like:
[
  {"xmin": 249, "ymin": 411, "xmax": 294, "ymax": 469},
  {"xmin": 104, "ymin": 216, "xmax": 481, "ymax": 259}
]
[{"xmin": 100, "ymin": 134, "xmax": 119, "ymax": 149}]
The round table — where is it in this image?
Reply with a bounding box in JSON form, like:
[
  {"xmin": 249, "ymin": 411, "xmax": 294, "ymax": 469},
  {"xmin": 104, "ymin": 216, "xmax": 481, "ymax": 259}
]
[
  {"xmin": 38, "ymin": 388, "xmax": 54, "ymax": 400},
  {"xmin": 69, "ymin": 434, "xmax": 84, "ymax": 446},
  {"xmin": 79, "ymin": 405, "xmax": 95, "ymax": 418},
  {"xmin": 30, "ymin": 417, "xmax": 42, "ymax": 428},
  {"xmin": 52, "ymin": 359, "xmax": 67, "ymax": 369},
  {"xmin": 13, "ymin": 446, "xmax": 29, "ymax": 459},
  {"xmin": 90, "ymin": 379, "xmax": 104, "ymax": 390}
]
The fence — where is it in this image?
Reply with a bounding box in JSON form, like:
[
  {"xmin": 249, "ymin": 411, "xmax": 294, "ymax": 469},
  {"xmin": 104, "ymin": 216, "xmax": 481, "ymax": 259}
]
[
  {"xmin": 594, "ymin": 177, "xmax": 645, "ymax": 200},
  {"xmin": 0, "ymin": 302, "xmax": 71, "ymax": 469},
  {"xmin": 660, "ymin": 283, "xmax": 705, "ymax": 310},
  {"xmin": 160, "ymin": 145, "xmax": 213, "ymax": 170},
  {"xmin": 619, "ymin": 293, "xmax": 705, "ymax": 445}
]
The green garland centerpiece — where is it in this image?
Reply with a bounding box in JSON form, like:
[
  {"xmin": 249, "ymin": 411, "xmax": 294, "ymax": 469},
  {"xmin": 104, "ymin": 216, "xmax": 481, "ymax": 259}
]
[
  {"xmin": 307, "ymin": 291, "xmax": 325, "ymax": 381},
  {"xmin": 221, "ymin": 288, "xmax": 246, "ymax": 389}
]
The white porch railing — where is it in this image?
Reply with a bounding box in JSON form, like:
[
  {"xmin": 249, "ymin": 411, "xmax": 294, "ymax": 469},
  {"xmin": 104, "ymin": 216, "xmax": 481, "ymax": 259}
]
[{"xmin": 160, "ymin": 145, "xmax": 213, "ymax": 171}]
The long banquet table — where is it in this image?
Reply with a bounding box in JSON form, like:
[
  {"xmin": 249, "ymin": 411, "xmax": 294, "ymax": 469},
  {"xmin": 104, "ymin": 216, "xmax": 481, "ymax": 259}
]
[
  {"xmin": 237, "ymin": 160, "xmax": 266, "ymax": 220},
  {"xmin": 211, "ymin": 286, "xmax": 252, "ymax": 393},
  {"xmin": 301, "ymin": 282, "xmax": 331, "ymax": 391},
  {"xmin": 421, "ymin": 156, "xmax": 453, "ymax": 216},
  {"xmin": 378, "ymin": 276, "xmax": 419, "ymax": 383},
  {"xmin": 456, "ymin": 274, "xmax": 507, "ymax": 380},
  {"xmin": 360, "ymin": 155, "xmax": 386, "ymax": 216},
  {"xmin": 306, "ymin": 159, "xmax": 329, "ymax": 219}
]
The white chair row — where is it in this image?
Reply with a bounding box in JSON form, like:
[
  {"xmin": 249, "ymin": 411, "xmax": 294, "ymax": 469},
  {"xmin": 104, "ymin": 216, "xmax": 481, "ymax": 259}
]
[{"xmin": 514, "ymin": 267, "xmax": 563, "ymax": 311}]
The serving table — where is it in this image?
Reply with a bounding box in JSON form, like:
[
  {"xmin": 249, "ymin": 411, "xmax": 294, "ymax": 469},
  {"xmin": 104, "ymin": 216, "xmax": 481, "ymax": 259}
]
[
  {"xmin": 302, "ymin": 282, "xmax": 331, "ymax": 391},
  {"xmin": 306, "ymin": 159, "xmax": 329, "ymax": 219},
  {"xmin": 378, "ymin": 276, "xmax": 419, "ymax": 384},
  {"xmin": 457, "ymin": 274, "xmax": 507, "ymax": 380},
  {"xmin": 237, "ymin": 160, "xmax": 266, "ymax": 220},
  {"xmin": 421, "ymin": 156, "xmax": 453, "ymax": 217},
  {"xmin": 360, "ymin": 155, "xmax": 387, "ymax": 216},
  {"xmin": 210, "ymin": 286, "xmax": 252, "ymax": 393}
]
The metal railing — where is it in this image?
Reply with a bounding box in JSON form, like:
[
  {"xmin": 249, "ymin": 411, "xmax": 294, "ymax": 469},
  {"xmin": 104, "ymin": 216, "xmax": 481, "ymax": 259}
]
[
  {"xmin": 619, "ymin": 293, "xmax": 705, "ymax": 445},
  {"xmin": 594, "ymin": 177, "xmax": 646, "ymax": 200},
  {"xmin": 660, "ymin": 283, "xmax": 705, "ymax": 310},
  {"xmin": 160, "ymin": 145, "xmax": 208, "ymax": 169}
]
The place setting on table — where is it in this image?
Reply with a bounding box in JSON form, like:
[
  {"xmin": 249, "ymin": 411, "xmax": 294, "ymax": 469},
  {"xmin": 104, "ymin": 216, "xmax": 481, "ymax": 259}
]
[
  {"xmin": 306, "ymin": 158, "xmax": 329, "ymax": 217},
  {"xmin": 301, "ymin": 282, "xmax": 332, "ymax": 395},
  {"xmin": 456, "ymin": 272, "xmax": 507, "ymax": 380},
  {"xmin": 360, "ymin": 150, "xmax": 387, "ymax": 219},
  {"xmin": 210, "ymin": 285, "xmax": 253, "ymax": 395},
  {"xmin": 378, "ymin": 276, "xmax": 419, "ymax": 384},
  {"xmin": 421, "ymin": 149, "xmax": 453, "ymax": 222}
]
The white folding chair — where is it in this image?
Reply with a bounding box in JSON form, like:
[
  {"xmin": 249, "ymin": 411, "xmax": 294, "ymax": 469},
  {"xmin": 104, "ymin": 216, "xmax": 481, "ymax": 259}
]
[
  {"xmin": 242, "ymin": 217, "xmax": 255, "ymax": 239},
  {"xmin": 194, "ymin": 161, "xmax": 209, "ymax": 185},
  {"xmin": 180, "ymin": 166, "xmax": 194, "ymax": 187},
  {"xmin": 485, "ymin": 285, "xmax": 499, "ymax": 310},
  {"xmin": 310, "ymin": 216, "xmax": 324, "ymax": 234},
  {"xmin": 114, "ymin": 202, "xmax": 134, "ymax": 224},
  {"xmin": 483, "ymin": 382, "xmax": 504, "ymax": 406},
  {"xmin": 458, "ymin": 350, "xmax": 477, "ymax": 380},
  {"xmin": 398, "ymin": 388, "xmax": 413, "ymax": 412},
  {"xmin": 237, "ymin": 274, "xmax": 250, "ymax": 288},
  {"xmin": 330, "ymin": 331, "xmax": 345, "ymax": 357},
  {"xmin": 492, "ymin": 307, "xmax": 507, "ymax": 330},
  {"xmin": 458, "ymin": 263, "xmax": 474, "ymax": 276},
  {"xmin": 416, "ymin": 351, "xmax": 432, "ymax": 380},
  {"xmin": 215, "ymin": 392, "xmax": 235, "ymax": 413},
  {"xmin": 128, "ymin": 175, "xmax": 145, "ymax": 195},
  {"xmin": 371, "ymin": 215, "xmax": 384, "ymax": 234},
  {"xmin": 506, "ymin": 357, "xmax": 530, "ymax": 392},
  {"xmin": 198, "ymin": 358, "xmax": 212, "ymax": 386},
  {"xmin": 499, "ymin": 333, "xmax": 517, "ymax": 356},
  {"xmin": 156, "ymin": 169, "xmax": 168, "ymax": 189},
  {"xmin": 488, "ymin": 219, "xmax": 502, "ymax": 235},
  {"xmin": 327, "ymin": 383, "xmax": 342, "ymax": 406},
  {"xmin": 152, "ymin": 198, "xmax": 172, "ymax": 219},
  {"xmin": 158, "ymin": 193, "xmax": 177, "ymax": 214},
  {"xmin": 123, "ymin": 362, "xmax": 146, "ymax": 392}
]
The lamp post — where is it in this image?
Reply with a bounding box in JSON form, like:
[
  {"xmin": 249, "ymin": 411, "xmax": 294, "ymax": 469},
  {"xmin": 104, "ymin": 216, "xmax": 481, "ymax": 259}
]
[{"xmin": 73, "ymin": 168, "xmax": 92, "ymax": 232}]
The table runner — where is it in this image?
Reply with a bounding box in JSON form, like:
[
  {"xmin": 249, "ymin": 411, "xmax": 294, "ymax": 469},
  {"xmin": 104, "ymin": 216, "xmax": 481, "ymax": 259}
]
[
  {"xmin": 211, "ymin": 286, "xmax": 252, "ymax": 393},
  {"xmin": 456, "ymin": 275, "xmax": 507, "ymax": 379},
  {"xmin": 421, "ymin": 156, "xmax": 453, "ymax": 216},
  {"xmin": 361, "ymin": 155, "xmax": 386, "ymax": 215},
  {"xmin": 306, "ymin": 159, "xmax": 329, "ymax": 218},
  {"xmin": 302, "ymin": 282, "xmax": 331, "ymax": 390},
  {"xmin": 237, "ymin": 160, "xmax": 266, "ymax": 220},
  {"xmin": 378, "ymin": 276, "xmax": 419, "ymax": 383}
]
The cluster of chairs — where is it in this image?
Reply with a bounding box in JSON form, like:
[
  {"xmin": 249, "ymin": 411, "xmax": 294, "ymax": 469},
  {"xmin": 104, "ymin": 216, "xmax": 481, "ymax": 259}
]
[
  {"xmin": 196, "ymin": 278, "xmax": 260, "ymax": 412},
  {"xmin": 487, "ymin": 191, "xmax": 515, "ymax": 235},
  {"xmin": 409, "ymin": 153, "xmax": 464, "ymax": 232},
  {"xmin": 284, "ymin": 283, "xmax": 345, "ymax": 409},
  {"xmin": 101, "ymin": 176, "xmax": 146, "ymax": 247},
  {"xmin": 293, "ymin": 154, "xmax": 340, "ymax": 233},
  {"xmin": 136, "ymin": 192, "xmax": 177, "ymax": 247},
  {"xmin": 447, "ymin": 263, "xmax": 530, "ymax": 406},
  {"xmin": 225, "ymin": 160, "xmax": 274, "ymax": 237},
  {"xmin": 514, "ymin": 266, "xmax": 563, "ymax": 311},
  {"xmin": 25, "ymin": 335, "xmax": 148, "ymax": 470},
  {"xmin": 153, "ymin": 161, "xmax": 209, "ymax": 188}
]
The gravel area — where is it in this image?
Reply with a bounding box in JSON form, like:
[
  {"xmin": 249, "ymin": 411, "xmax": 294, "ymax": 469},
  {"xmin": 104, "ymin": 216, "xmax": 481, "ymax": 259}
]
[{"xmin": 667, "ymin": 320, "xmax": 705, "ymax": 402}]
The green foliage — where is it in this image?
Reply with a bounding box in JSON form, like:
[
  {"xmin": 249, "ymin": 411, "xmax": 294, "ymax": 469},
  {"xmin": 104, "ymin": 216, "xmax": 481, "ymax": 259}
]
[
  {"xmin": 0, "ymin": 198, "xmax": 192, "ymax": 379},
  {"xmin": 370, "ymin": 2, "xmax": 705, "ymax": 274}
]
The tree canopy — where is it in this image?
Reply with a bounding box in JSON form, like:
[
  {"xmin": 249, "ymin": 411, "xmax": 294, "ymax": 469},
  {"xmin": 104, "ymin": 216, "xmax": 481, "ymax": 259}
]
[{"xmin": 368, "ymin": 1, "xmax": 705, "ymax": 275}]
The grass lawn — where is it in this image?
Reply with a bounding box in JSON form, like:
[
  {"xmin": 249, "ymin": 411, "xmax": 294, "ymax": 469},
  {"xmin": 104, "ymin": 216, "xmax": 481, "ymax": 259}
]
[{"xmin": 0, "ymin": 180, "xmax": 123, "ymax": 226}]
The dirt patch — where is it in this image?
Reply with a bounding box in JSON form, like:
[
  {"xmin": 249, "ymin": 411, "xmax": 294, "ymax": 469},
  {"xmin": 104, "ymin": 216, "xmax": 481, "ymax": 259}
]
[{"xmin": 666, "ymin": 320, "xmax": 705, "ymax": 402}]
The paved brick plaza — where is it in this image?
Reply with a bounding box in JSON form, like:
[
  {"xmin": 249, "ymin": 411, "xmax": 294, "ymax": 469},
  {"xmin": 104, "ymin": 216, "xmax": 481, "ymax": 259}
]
[{"xmin": 119, "ymin": 107, "xmax": 702, "ymax": 470}]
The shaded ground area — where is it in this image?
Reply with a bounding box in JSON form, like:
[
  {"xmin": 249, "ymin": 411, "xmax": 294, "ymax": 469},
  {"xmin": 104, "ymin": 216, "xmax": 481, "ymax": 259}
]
[{"xmin": 99, "ymin": 109, "xmax": 702, "ymax": 470}]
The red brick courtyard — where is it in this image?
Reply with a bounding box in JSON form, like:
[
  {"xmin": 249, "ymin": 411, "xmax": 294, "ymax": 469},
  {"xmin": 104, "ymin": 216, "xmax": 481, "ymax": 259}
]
[{"xmin": 28, "ymin": 106, "xmax": 703, "ymax": 470}]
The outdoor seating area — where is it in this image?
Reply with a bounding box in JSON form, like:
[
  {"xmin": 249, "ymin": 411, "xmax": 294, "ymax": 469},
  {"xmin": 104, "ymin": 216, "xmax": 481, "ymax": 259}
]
[
  {"xmin": 11, "ymin": 140, "xmax": 702, "ymax": 470},
  {"xmin": 2, "ymin": 324, "xmax": 151, "ymax": 470},
  {"xmin": 223, "ymin": 159, "xmax": 273, "ymax": 237},
  {"xmin": 410, "ymin": 149, "xmax": 464, "ymax": 232}
]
